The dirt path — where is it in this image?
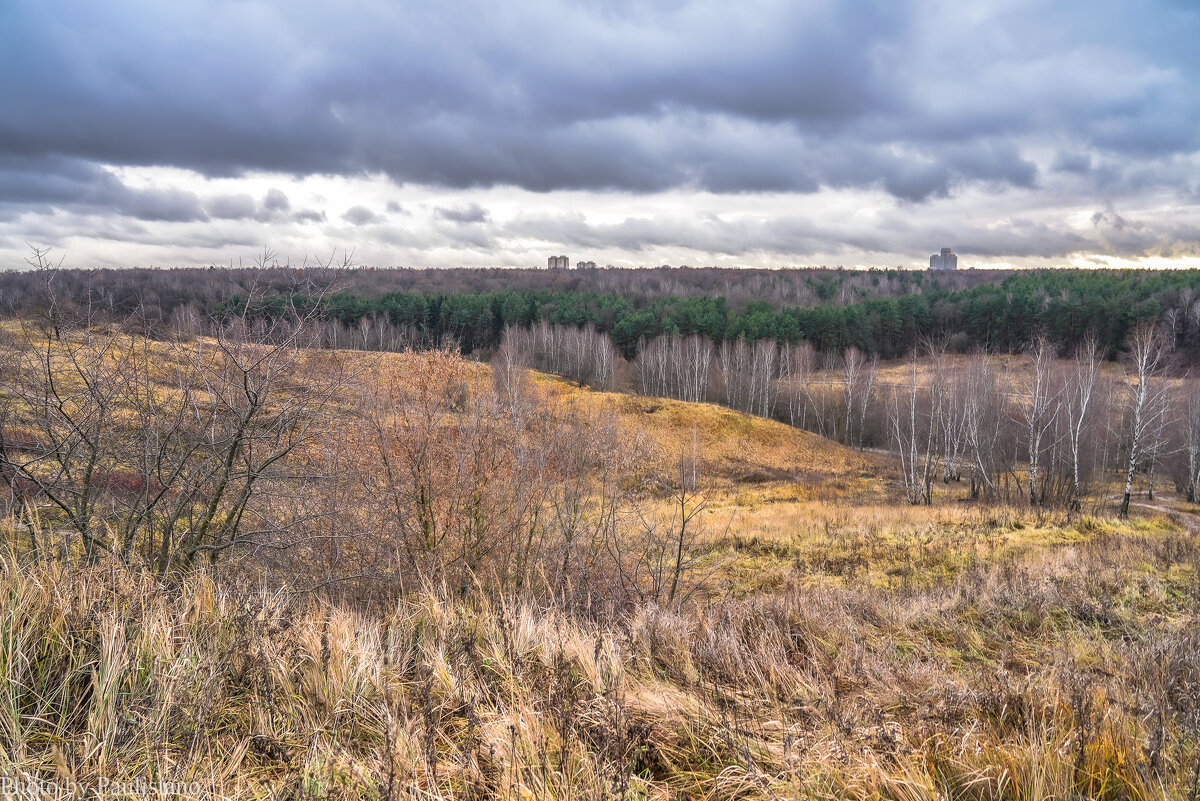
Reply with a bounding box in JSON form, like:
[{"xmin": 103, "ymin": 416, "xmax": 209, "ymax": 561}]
[
  {"xmin": 1127, "ymin": 503, "xmax": 1200, "ymax": 532},
  {"xmin": 1105, "ymin": 494, "xmax": 1200, "ymax": 532}
]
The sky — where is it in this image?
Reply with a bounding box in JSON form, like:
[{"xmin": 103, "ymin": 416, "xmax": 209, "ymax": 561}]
[{"xmin": 1, "ymin": 0, "xmax": 1199, "ymax": 270}]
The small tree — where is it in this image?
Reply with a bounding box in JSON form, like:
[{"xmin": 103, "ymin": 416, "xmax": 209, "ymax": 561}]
[
  {"xmin": 1179, "ymin": 378, "xmax": 1200, "ymax": 503},
  {"xmin": 1119, "ymin": 323, "xmax": 1170, "ymax": 517},
  {"xmin": 1018, "ymin": 334, "xmax": 1062, "ymax": 507},
  {"xmin": 0, "ymin": 289, "xmax": 340, "ymax": 574},
  {"xmin": 888, "ymin": 353, "xmax": 938, "ymax": 505},
  {"xmin": 1064, "ymin": 336, "xmax": 1101, "ymax": 509},
  {"xmin": 841, "ymin": 347, "xmax": 876, "ymax": 448},
  {"xmin": 607, "ymin": 424, "xmax": 719, "ymax": 606}
]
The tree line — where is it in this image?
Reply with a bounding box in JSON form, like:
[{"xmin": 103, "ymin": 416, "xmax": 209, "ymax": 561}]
[
  {"xmin": 5, "ymin": 255, "xmax": 1200, "ymax": 359},
  {"xmin": 204, "ymin": 268, "xmax": 1200, "ymax": 359}
]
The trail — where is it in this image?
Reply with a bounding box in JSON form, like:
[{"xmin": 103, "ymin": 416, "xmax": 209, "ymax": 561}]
[
  {"xmin": 1105, "ymin": 494, "xmax": 1200, "ymax": 533},
  {"xmin": 1126, "ymin": 502, "xmax": 1200, "ymax": 532}
]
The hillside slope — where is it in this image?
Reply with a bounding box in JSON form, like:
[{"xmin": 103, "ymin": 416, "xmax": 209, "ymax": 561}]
[{"xmin": 532, "ymin": 371, "xmax": 891, "ymax": 500}]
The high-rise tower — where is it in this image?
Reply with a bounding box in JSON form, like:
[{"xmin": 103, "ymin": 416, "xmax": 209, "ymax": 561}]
[{"xmin": 929, "ymin": 248, "xmax": 958, "ymax": 270}]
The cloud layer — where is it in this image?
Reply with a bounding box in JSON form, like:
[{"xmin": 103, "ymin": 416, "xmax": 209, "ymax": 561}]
[{"xmin": 1, "ymin": 0, "xmax": 1198, "ymax": 267}]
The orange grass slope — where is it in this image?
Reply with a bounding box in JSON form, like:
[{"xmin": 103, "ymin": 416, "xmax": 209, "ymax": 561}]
[{"xmin": 531, "ymin": 371, "xmax": 892, "ymax": 500}]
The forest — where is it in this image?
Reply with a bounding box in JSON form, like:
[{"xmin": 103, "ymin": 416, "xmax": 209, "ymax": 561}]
[{"xmin": 4, "ymin": 258, "xmax": 1200, "ymax": 359}]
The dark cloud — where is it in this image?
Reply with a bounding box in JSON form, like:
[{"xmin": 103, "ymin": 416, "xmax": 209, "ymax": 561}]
[
  {"xmin": 343, "ymin": 205, "xmax": 382, "ymax": 226},
  {"xmin": 435, "ymin": 204, "xmax": 490, "ymax": 224},
  {"xmin": 207, "ymin": 194, "xmax": 258, "ymax": 220},
  {"xmin": 1053, "ymin": 152, "xmax": 1092, "ymax": 174},
  {"xmin": 1, "ymin": 0, "xmax": 1198, "ymax": 267},
  {"xmin": 1, "ymin": 0, "xmax": 1196, "ymax": 205},
  {"xmin": 0, "ymin": 156, "xmax": 208, "ymax": 222},
  {"xmin": 293, "ymin": 209, "xmax": 327, "ymax": 224},
  {"xmin": 263, "ymin": 188, "xmax": 291, "ymax": 214}
]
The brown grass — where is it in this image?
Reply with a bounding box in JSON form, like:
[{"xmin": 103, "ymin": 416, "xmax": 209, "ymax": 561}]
[
  {"xmin": 4, "ymin": 332, "xmax": 1200, "ymax": 798},
  {"xmin": 1, "ymin": 520, "xmax": 1198, "ymax": 798},
  {"xmin": 534, "ymin": 370, "xmax": 889, "ymax": 496}
]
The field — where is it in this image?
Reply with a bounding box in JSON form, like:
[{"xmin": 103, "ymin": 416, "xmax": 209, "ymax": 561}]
[{"xmin": 1, "ymin": 330, "xmax": 1200, "ymax": 799}]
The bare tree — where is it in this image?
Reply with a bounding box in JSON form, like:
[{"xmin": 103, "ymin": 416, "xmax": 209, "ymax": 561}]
[
  {"xmin": 591, "ymin": 330, "xmax": 619, "ymax": 391},
  {"xmin": 0, "ymin": 305, "xmax": 339, "ymax": 573},
  {"xmin": 841, "ymin": 347, "xmax": 877, "ymax": 448},
  {"xmin": 637, "ymin": 333, "xmax": 714, "ymax": 403},
  {"xmin": 720, "ymin": 339, "xmax": 778, "ymax": 418},
  {"xmin": 493, "ymin": 332, "xmax": 533, "ymax": 418},
  {"xmin": 608, "ymin": 424, "xmax": 718, "ymax": 606},
  {"xmin": 778, "ymin": 342, "xmax": 815, "ymax": 430},
  {"xmin": 0, "ymin": 324, "xmax": 131, "ymax": 560},
  {"xmin": 543, "ymin": 407, "xmax": 631, "ymax": 595},
  {"xmin": 158, "ymin": 321, "xmax": 341, "ymax": 573},
  {"xmin": 1119, "ymin": 323, "xmax": 1170, "ymax": 517},
  {"xmin": 23, "ymin": 244, "xmax": 68, "ymax": 341},
  {"xmin": 637, "ymin": 335, "xmax": 671, "ymax": 398},
  {"xmin": 888, "ymin": 354, "xmax": 938, "ymax": 505},
  {"xmin": 857, "ymin": 352, "xmax": 878, "ymax": 449},
  {"xmin": 937, "ymin": 359, "xmax": 969, "ymax": 483},
  {"xmin": 720, "ymin": 339, "xmax": 752, "ymax": 413},
  {"xmin": 1064, "ymin": 336, "xmax": 1101, "ymax": 509},
  {"xmin": 356, "ymin": 347, "xmax": 602, "ymax": 594},
  {"xmin": 678, "ymin": 334, "xmax": 715, "ymax": 403},
  {"xmin": 1180, "ymin": 378, "xmax": 1200, "ymax": 504},
  {"xmin": 1142, "ymin": 383, "xmax": 1173, "ymax": 501},
  {"xmin": 503, "ymin": 322, "xmax": 619, "ymax": 390},
  {"xmin": 1018, "ymin": 335, "xmax": 1062, "ymax": 506},
  {"xmin": 959, "ymin": 353, "xmax": 1007, "ymax": 499}
]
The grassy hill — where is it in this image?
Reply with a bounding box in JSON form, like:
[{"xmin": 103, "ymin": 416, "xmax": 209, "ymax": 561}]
[{"xmin": 533, "ymin": 370, "xmax": 889, "ymax": 496}]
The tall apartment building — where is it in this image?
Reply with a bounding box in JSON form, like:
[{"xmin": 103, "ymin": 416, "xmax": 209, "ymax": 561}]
[
  {"xmin": 929, "ymin": 247, "xmax": 958, "ymax": 270},
  {"xmin": 547, "ymin": 255, "xmax": 571, "ymax": 269}
]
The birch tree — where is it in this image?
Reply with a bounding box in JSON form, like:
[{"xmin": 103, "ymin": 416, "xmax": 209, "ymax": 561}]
[
  {"xmin": 719, "ymin": 339, "xmax": 778, "ymax": 417},
  {"xmin": 1064, "ymin": 336, "xmax": 1100, "ymax": 509},
  {"xmin": 637, "ymin": 335, "xmax": 671, "ymax": 397},
  {"xmin": 888, "ymin": 355, "xmax": 938, "ymax": 505},
  {"xmin": 842, "ymin": 347, "xmax": 877, "ymax": 448},
  {"xmin": 1119, "ymin": 323, "xmax": 1169, "ymax": 517},
  {"xmin": 1181, "ymin": 378, "xmax": 1200, "ymax": 504},
  {"xmin": 960, "ymin": 353, "xmax": 1006, "ymax": 499},
  {"xmin": 779, "ymin": 342, "xmax": 815, "ymax": 430},
  {"xmin": 1020, "ymin": 335, "xmax": 1062, "ymax": 506},
  {"xmin": 678, "ymin": 334, "xmax": 714, "ymax": 403}
]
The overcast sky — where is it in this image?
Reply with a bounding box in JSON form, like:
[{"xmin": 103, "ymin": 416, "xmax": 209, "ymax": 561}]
[{"xmin": 2, "ymin": 0, "xmax": 1198, "ymax": 270}]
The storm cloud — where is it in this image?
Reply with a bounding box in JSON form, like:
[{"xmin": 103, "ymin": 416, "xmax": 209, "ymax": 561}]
[{"xmin": 0, "ymin": 0, "xmax": 1198, "ymax": 267}]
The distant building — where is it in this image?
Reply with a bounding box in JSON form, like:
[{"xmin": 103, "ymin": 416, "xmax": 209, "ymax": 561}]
[
  {"xmin": 547, "ymin": 255, "xmax": 570, "ymax": 269},
  {"xmin": 576, "ymin": 260, "xmax": 597, "ymax": 269},
  {"xmin": 929, "ymin": 247, "xmax": 958, "ymax": 271}
]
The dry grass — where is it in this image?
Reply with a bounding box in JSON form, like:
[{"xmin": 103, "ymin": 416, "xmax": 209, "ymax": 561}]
[
  {"xmin": 5, "ymin": 332, "xmax": 1200, "ymax": 798},
  {"xmin": 534, "ymin": 370, "xmax": 889, "ymax": 496},
  {"xmin": 1, "ymin": 520, "xmax": 1199, "ymax": 799},
  {"xmin": 699, "ymin": 500, "xmax": 1183, "ymax": 597}
]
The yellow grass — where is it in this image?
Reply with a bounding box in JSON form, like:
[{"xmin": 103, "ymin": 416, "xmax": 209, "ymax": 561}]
[{"xmin": 532, "ymin": 369, "xmax": 889, "ymax": 496}]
